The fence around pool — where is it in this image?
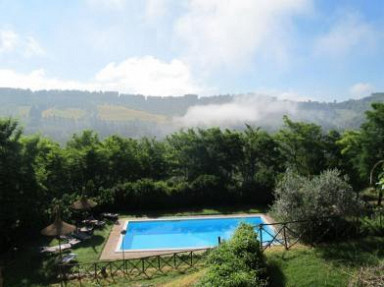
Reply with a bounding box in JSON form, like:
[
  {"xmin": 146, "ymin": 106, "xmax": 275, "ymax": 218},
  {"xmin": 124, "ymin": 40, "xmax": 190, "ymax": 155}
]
[{"xmin": 57, "ymin": 210, "xmax": 383, "ymax": 286}]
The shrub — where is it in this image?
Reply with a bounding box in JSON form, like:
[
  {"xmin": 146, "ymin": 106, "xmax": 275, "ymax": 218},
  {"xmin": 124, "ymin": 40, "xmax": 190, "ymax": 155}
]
[
  {"xmin": 271, "ymin": 169, "xmax": 361, "ymax": 242},
  {"xmin": 360, "ymin": 207, "xmax": 384, "ymax": 236},
  {"xmin": 196, "ymin": 223, "xmax": 268, "ymax": 287}
]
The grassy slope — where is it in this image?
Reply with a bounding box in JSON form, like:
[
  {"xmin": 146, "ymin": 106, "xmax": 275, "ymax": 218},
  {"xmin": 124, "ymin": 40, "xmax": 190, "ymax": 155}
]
[
  {"xmin": 42, "ymin": 108, "xmax": 85, "ymax": 120},
  {"xmin": 266, "ymin": 236, "xmax": 384, "ymax": 287},
  {"xmin": 97, "ymin": 105, "xmax": 169, "ymax": 123},
  {"xmin": 4, "ymin": 206, "xmax": 382, "ymax": 287}
]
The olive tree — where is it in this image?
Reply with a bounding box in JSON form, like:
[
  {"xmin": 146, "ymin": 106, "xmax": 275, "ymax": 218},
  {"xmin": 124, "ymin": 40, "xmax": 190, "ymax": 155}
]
[{"xmin": 271, "ymin": 169, "xmax": 361, "ymax": 242}]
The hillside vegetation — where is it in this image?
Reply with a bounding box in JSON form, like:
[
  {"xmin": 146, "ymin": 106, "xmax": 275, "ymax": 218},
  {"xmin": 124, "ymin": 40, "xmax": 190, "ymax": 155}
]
[{"xmin": 0, "ymin": 88, "xmax": 382, "ymax": 142}]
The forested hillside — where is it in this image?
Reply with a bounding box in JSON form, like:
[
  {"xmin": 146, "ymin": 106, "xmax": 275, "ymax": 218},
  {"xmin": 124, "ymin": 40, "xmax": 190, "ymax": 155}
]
[
  {"xmin": 0, "ymin": 88, "xmax": 382, "ymax": 143},
  {"xmin": 1, "ymin": 102, "xmax": 383, "ymax": 253}
]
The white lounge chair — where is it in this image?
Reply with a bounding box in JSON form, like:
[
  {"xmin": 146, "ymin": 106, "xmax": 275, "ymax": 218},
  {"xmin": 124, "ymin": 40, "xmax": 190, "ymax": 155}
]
[
  {"xmin": 60, "ymin": 253, "xmax": 77, "ymax": 264},
  {"xmin": 40, "ymin": 243, "xmax": 72, "ymax": 254}
]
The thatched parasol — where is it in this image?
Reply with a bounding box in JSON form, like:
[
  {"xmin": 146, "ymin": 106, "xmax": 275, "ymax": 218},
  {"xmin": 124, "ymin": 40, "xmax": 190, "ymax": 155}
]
[
  {"xmin": 41, "ymin": 206, "xmax": 76, "ymax": 264},
  {"xmin": 70, "ymin": 197, "xmax": 97, "ymax": 211},
  {"xmin": 41, "ymin": 219, "xmax": 76, "ymax": 237}
]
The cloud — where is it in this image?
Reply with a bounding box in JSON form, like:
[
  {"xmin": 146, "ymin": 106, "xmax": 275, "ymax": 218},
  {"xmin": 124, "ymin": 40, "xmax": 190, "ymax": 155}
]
[
  {"xmin": 175, "ymin": 94, "xmax": 298, "ymax": 127},
  {"xmin": 0, "ymin": 29, "xmax": 19, "ymax": 53},
  {"xmin": 275, "ymin": 91, "xmax": 312, "ymax": 102},
  {"xmin": 314, "ymin": 12, "xmax": 376, "ymax": 57},
  {"xmin": 349, "ymin": 82, "xmax": 374, "ymax": 99},
  {"xmin": 0, "ymin": 29, "xmax": 45, "ymax": 57},
  {"xmin": 85, "ymin": 0, "xmax": 126, "ymax": 9},
  {"xmin": 175, "ymin": 0, "xmax": 311, "ymax": 71},
  {"xmin": 95, "ymin": 56, "xmax": 202, "ymax": 96},
  {"xmin": 23, "ymin": 37, "xmax": 45, "ymax": 58},
  {"xmin": 0, "ymin": 69, "xmax": 94, "ymax": 91},
  {"xmin": 145, "ymin": 0, "xmax": 170, "ymax": 23},
  {"xmin": 0, "ymin": 56, "xmax": 203, "ymax": 96}
]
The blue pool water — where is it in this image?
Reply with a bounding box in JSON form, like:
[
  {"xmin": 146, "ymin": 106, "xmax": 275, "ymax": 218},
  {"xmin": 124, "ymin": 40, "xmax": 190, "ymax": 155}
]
[{"xmin": 120, "ymin": 216, "xmax": 275, "ymax": 251}]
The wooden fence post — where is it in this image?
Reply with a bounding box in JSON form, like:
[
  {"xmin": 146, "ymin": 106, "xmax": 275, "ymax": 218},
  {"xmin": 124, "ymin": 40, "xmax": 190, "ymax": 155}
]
[
  {"xmin": 190, "ymin": 251, "xmax": 193, "ymax": 266},
  {"xmin": 283, "ymin": 224, "xmax": 288, "ymax": 250},
  {"xmin": 94, "ymin": 263, "xmax": 97, "ymax": 279}
]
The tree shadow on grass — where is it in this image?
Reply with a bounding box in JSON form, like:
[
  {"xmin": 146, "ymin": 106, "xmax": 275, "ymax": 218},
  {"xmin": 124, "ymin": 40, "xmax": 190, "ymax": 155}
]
[
  {"xmin": 3, "ymin": 241, "xmax": 58, "ymax": 287},
  {"xmin": 315, "ymin": 236, "xmax": 384, "ymax": 268},
  {"xmin": 73, "ymin": 235, "xmax": 105, "ymax": 253},
  {"xmin": 266, "ymin": 261, "xmax": 286, "ymax": 287}
]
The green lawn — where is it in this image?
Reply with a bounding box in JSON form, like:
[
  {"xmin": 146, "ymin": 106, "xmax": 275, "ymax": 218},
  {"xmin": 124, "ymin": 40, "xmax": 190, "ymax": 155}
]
[
  {"xmin": 4, "ymin": 207, "xmax": 382, "ymax": 287},
  {"xmin": 266, "ymin": 236, "xmax": 384, "ymax": 287},
  {"xmin": 3, "ymin": 205, "xmax": 263, "ymax": 287}
]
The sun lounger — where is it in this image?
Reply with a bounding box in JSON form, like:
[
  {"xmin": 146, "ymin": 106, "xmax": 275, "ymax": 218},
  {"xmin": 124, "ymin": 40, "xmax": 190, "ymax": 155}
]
[
  {"xmin": 68, "ymin": 238, "xmax": 81, "ymax": 246},
  {"xmin": 72, "ymin": 231, "xmax": 91, "ymax": 241},
  {"xmin": 58, "ymin": 235, "xmax": 81, "ymax": 246},
  {"xmin": 60, "ymin": 253, "xmax": 77, "ymax": 264},
  {"xmin": 101, "ymin": 212, "xmax": 119, "ymax": 221},
  {"xmin": 82, "ymin": 219, "xmax": 106, "ymax": 228},
  {"xmin": 79, "ymin": 226, "xmax": 94, "ymax": 234},
  {"xmin": 40, "ymin": 243, "xmax": 72, "ymax": 254}
]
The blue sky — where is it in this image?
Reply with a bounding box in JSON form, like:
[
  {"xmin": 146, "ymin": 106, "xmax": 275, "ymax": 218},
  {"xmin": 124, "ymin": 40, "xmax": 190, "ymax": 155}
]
[{"xmin": 0, "ymin": 0, "xmax": 382, "ymax": 101}]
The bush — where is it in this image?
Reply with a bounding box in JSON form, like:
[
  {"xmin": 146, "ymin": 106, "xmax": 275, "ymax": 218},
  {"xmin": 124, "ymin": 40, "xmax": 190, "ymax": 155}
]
[
  {"xmin": 271, "ymin": 169, "xmax": 361, "ymax": 242},
  {"xmin": 196, "ymin": 223, "xmax": 268, "ymax": 287},
  {"xmin": 360, "ymin": 207, "xmax": 384, "ymax": 236}
]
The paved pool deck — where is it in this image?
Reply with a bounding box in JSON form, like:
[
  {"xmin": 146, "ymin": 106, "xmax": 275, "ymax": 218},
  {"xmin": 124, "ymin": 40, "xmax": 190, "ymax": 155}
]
[{"xmin": 99, "ymin": 213, "xmax": 274, "ymax": 261}]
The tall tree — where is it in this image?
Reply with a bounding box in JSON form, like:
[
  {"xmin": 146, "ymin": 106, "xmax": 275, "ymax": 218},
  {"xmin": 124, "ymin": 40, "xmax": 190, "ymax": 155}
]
[{"xmin": 276, "ymin": 116, "xmax": 326, "ymax": 175}]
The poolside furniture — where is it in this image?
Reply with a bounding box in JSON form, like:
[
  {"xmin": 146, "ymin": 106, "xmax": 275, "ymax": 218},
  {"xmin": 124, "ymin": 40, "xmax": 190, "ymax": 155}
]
[
  {"xmin": 40, "ymin": 243, "xmax": 72, "ymax": 254},
  {"xmin": 72, "ymin": 231, "xmax": 91, "ymax": 241},
  {"xmin": 68, "ymin": 238, "xmax": 81, "ymax": 246},
  {"xmin": 60, "ymin": 253, "xmax": 77, "ymax": 264},
  {"xmin": 82, "ymin": 219, "xmax": 106, "ymax": 228},
  {"xmin": 101, "ymin": 212, "xmax": 119, "ymax": 221},
  {"xmin": 79, "ymin": 226, "xmax": 94, "ymax": 234},
  {"xmin": 58, "ymin": 235, "xmax": 81, "ymax": 246},
  {"xmin": 41, "ymin": 206, "xmax": 76, "ymax": 261}
]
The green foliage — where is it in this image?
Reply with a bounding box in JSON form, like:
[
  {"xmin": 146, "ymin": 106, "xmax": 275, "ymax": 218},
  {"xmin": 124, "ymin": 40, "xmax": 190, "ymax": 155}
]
[
  {"xmin": 276, "ymin": 116, "xmax": 327, "ymax": 175},
  {"xmin": 338, "ymin": 103, "xmax": 384, "ymax": 186},
  {"xmin": 271, "ymin": 169, "xmax": 361, "ymax": 242},
  {"xmin": 266, "ymin": 236, "xmax": 384, "ymax": 287},
  {"xmin": 360, "ymin": 207, "xmax": 384, "ymax": 236},
  {"xmin": 1, "ymin": 102, "xmax": 383, "ymax": 253},
  {"xmin": 196, "ymin": 223, "xmax": 267, "ymax": 287},
  {"xmin": 272, "ymin": 169, "xmax": 359, "ymax": 221}
]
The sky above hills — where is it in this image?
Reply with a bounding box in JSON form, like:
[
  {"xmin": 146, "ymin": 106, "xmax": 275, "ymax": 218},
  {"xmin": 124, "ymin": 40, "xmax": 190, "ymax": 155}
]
[{"xmin": 0, "ymin": 0, "xmax": 383, "ymax": 101}]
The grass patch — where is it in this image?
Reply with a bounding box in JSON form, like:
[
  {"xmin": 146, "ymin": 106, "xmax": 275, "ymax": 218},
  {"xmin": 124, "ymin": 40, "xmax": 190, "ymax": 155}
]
[
  {"xmin": 51, "ymin": 267, "xmax": 207, "ymax": 287},
  {"xmin": 266, "ymin": 236, "xmax": 384, "ymax": 287},
  {"xmin": 42, "ymin": 108, "xmax": 85, "ymax": 120},
  {"xmin": 97, "ymin": 105, "xmax": 169, "ymax": 123},
  {"xmin": 159, "ymin": 268, "xmax": 207, "ymax": 287},
  {"xmin": 18, "ymin": 106, "xmax": 31, "ymax": 117}
]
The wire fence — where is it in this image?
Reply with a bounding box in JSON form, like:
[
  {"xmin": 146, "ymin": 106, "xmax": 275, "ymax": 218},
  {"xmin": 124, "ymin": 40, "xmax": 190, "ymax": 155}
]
[{"xmin": 255, "ymin": 208, "xmax": 383, "ymax": 251}]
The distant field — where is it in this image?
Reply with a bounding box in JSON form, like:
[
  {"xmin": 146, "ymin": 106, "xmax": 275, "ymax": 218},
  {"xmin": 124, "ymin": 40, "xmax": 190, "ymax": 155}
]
[
  {"xmin": 18, "ymin": 106, "xmax": 31, "ymax": 117},
  {"xmin": 42, "ymin": 107, "xmax": 85, "ymax": 119},
  {"xmin": 97, "ymin": 104, "xmax": 169, "ymax": 123}
]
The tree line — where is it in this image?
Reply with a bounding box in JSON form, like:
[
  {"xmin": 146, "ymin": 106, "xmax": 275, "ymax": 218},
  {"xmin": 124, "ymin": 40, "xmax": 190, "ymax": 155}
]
[{"xmin": 0, "ymin": 103, "xmax": 383, "ymax": 253}]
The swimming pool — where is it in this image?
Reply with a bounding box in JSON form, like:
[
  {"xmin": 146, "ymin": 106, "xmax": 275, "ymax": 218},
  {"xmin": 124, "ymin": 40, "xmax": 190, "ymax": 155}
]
[{"xmin": 118, "ymin": 215, "xmax": 275, "ymax": 251}]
